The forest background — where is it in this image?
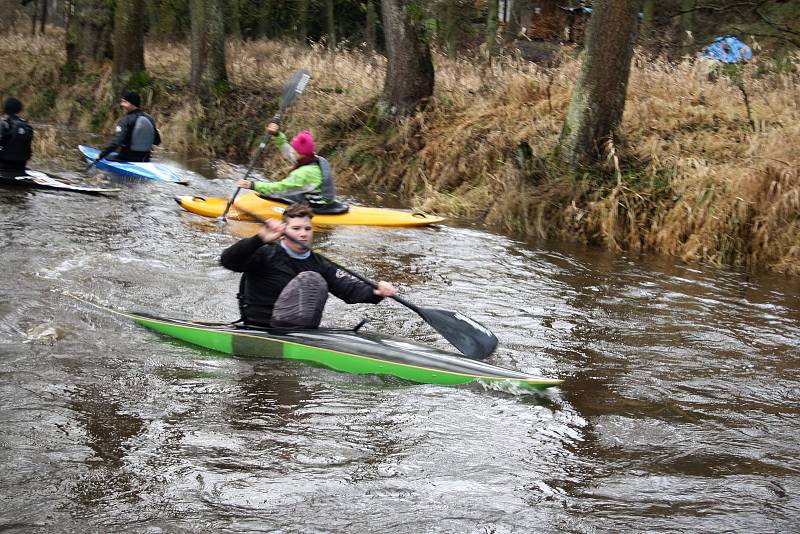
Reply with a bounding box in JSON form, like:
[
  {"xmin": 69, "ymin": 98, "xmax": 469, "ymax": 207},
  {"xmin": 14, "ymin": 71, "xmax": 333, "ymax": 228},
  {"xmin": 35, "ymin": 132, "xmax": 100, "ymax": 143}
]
[{"xmin": 1, "ymin": 0, "xmax": 798, "ymax": 275}]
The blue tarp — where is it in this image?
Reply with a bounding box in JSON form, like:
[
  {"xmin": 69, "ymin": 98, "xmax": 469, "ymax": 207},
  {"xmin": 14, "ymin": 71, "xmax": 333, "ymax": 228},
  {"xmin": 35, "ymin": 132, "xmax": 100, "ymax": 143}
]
[{"xmin": 702, "ymin": 36, "xmax": 753, "ymax": 63}]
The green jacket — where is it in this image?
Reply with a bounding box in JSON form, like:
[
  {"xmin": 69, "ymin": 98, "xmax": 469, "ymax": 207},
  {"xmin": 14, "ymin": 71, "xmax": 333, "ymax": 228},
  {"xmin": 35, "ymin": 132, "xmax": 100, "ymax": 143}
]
[{"xmin": 252, "ymin": 132, "xmax": 322, "ymax": 197}]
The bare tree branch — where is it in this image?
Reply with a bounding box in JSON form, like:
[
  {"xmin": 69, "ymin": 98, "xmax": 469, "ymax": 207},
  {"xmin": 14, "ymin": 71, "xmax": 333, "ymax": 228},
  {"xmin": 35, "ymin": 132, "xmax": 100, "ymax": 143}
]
[
  {"xmin": 669, "ymin": 1, "xmax": 769, "ymax": 17},
  {"xmin": 754, "ymin": 7, "xmax": 800, "ymax": 37},
  {"xmin": 728, "ymin": 26, "xmax": 800, "ymax": 47}
]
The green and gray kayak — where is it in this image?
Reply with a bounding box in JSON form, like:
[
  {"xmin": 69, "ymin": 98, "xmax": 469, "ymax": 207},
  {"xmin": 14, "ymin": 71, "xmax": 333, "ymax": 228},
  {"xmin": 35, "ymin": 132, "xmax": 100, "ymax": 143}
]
[{"xmin": 76, "ymin": 296, "xmax": 561, "ymax": 390}]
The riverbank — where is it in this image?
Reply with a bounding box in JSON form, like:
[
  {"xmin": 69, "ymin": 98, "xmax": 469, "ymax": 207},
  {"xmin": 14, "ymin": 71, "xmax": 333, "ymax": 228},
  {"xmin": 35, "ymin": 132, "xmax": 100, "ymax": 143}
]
[{"xmin": 2, "ymin": 32, "xmax": 798, "ymax": 274}]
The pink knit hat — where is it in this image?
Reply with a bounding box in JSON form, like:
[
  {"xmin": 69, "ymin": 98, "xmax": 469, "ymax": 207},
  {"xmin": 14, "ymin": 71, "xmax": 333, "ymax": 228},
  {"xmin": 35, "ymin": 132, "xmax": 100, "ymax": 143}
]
[{"xmin": 290, "ymin": 131, "xmax": 315, "ymax": 157}]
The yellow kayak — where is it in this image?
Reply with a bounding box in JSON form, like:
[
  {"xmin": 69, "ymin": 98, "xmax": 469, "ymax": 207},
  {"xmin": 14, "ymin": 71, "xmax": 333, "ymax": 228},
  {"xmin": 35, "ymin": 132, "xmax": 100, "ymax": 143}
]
[{"xmin": 175, "ymin": 192, "xmax": 445, "ymax": 227}]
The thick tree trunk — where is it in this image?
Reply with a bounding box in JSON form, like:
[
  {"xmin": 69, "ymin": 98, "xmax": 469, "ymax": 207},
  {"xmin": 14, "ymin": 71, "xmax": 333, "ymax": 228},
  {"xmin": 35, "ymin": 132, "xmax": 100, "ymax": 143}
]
[
  {"xmin": 112, "ymin": 0, "xmax": 145, "ymax": 93},
  {"xmin": 64, "ymin": 0, "xmax": 114, "ymax": 78},
  {"xmin": 205, "ymin": 0, "xmax": 227, "ymax": 88},
  {"xmin": 558, "ymin": 0, "xmax": 642, "ymax": 170},
  {"xmin": 378, "ymin": 0, "xmax": 434, "ymax": 118},
  {"xmin": 190, "ymin": 0, "xmax": 228, "ymax": 96}
]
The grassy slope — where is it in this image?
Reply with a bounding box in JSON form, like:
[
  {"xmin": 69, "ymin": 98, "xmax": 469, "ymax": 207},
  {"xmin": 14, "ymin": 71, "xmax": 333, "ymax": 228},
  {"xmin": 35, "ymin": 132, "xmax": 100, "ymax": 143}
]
[{"xmin": 2, "ymin": 32, "xmax": 798, "ymax": 275}]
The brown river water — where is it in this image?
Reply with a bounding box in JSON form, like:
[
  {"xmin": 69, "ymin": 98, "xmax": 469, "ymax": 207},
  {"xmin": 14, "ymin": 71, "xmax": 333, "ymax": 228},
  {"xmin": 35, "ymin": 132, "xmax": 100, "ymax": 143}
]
[{"xmin": 1, "ymin": 156, "xmax": 799, "ymax": 533}]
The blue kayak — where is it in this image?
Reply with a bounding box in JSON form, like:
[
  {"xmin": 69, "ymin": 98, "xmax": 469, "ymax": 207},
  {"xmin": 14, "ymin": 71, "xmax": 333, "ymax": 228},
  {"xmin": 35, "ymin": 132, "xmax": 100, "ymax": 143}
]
[{"xmin": 79, "ymin": 145, "xmax": 188, "ymax": 184}]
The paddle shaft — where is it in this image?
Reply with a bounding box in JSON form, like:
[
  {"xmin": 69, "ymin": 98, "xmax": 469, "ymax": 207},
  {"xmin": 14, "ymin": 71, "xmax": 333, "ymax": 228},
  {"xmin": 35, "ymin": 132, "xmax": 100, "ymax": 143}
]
[
  {"xmin": 323, "ymin": 259, "xmax": 427, "ymax": 317},
  {"xmin": 221, "ymin": 69, "xmax": 311, "ymax": 221},
  {"xmin": 280, "ymin": 233, "xmax": 414, "ymax": 309},
  {"xmin": 220, "ymin": 117, "xmax": 279, "ymax": 220},
  {"xmin": 300, "ymin": 249, "xmax": 421, "ymax": 313}
]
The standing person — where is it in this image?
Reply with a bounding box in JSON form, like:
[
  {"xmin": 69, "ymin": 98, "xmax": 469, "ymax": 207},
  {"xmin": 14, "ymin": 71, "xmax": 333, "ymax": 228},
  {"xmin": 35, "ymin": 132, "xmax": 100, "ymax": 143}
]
[
  {"xmin": 96, "ymin": 91, "xmax": 161, "ymax": 163},
  {"xmin": 221, "ymin": 203, "xmax": 396, "ymax": 328},
  {"xmin": 236, "ymin": 122, "xmax": 338, "ymax": 210},
  {"xmin": 0, "ymin": 97, "xmax": 34, "ymax": 172}
]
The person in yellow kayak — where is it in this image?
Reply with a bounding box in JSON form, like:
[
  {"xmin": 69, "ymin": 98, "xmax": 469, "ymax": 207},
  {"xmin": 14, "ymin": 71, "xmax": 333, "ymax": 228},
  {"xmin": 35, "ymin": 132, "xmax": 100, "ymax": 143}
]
[
  {"xmin": 221, "ymin": 203, "xmax": 396, "ymax": 329},
  {"xmin": 236, "ymin": 122, "xmax": 340, "ymax": 212}
]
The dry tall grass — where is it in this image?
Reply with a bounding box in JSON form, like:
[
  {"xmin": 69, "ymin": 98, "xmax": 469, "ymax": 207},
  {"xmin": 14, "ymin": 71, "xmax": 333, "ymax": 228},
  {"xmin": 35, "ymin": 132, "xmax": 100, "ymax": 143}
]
[{"xmin": 1, "ymin": 32, "xmax": 798, "ymax": 274}]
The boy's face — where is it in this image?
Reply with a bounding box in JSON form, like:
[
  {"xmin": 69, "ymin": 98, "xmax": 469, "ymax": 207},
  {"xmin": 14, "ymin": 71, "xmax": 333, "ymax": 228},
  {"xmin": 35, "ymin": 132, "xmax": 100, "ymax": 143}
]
[{"xmin": 283, "ymin": 216, "xmax": 313, "ymax": 252}]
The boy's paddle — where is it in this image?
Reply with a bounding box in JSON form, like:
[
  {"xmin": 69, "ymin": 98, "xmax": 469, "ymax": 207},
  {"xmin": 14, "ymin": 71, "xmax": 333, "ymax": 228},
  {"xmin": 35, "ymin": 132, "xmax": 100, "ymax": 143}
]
[
  {"xmin": 221, "ymin": 69, "xmax": 311, "ymax": 221},
  {"xmin": 330, "ymin": 262, "xmax": 499, "ymax": 361},
  {"xmin": 234, "ymin": 206, "xmax": 499, "ymax": 361}
]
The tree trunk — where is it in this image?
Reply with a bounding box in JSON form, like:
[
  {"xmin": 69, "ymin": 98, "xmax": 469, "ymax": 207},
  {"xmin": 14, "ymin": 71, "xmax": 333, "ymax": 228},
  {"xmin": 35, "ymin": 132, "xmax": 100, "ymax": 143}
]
[
  {"xmin": 190, "ymin": 0, "xmax": 229, "ymax": 96},
  {"xmin": 64, "ymin": 0, "xmax": 114, "ymax": 78},
  {"xmin": 505, "ymin": 0, "xmax": 531, "ymax": 41},
  {"xmin": 640, "ymin": 0, "xmax": 655, "ymax": 43},
  {"xmin": 296, "ymin": 0, "xmax": 308, "ymax": 42},
  {"xmin": 680, "ymin": 0, "xmax": 695, "ymax": 56},
  {"xmin": 378, "ymin": 0, "xmax": 434, "ymax": 118},
  {"xmin": 558, "ymin": 0, "xmax": 642, "ymax": 170},
  {"xmin": 153, "ymin": 0, "xmax": 182, "ymax": 40},
  {"xmin": 484, "ymin": 0, "xmax": 498, "ymax": 59},
  {"xmin": 32, "ymin": 0, "xmax": 38, "ymax": 35},
  {"xmin": 365, "ymin": 0, "xmax": 377, "ymax": 52},
  {"xmin": 224, "ymin": 0, "xmax": 241, "ymax": 40},
  {"xmin": 49, "ymin": 0, "xmax": 65, "ymax": 26},
  {"xmin": 326, "ymin": 0, "xmax": 335, "ymax": 51},
  {"xmin": 39, "ymin": 0, "xmax": 47, "ymax": 34},
  {"xmin": 256, "ymin": 0, "xmax": 276, "ymax": 38},
  {"xmin": 112, "ymin": 0, "xmax": 145, "ymax": 93},
  {"xmin": 444, "ymin": 0, "xmax": 457, "ymax": 57}
]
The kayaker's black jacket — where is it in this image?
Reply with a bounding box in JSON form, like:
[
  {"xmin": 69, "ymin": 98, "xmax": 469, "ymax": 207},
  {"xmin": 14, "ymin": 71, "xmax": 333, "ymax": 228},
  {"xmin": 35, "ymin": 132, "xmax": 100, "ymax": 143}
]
[
  {"xmin": 220, "ymin": 236, "xmax": 382, "ymax": 326},
  {"xmin": 98, "ymin": 109, "xmax": 161, "ymax": 162},
  {"xmin": 0, "ymin": 114, "xmax": 33, "ymax": 170}
]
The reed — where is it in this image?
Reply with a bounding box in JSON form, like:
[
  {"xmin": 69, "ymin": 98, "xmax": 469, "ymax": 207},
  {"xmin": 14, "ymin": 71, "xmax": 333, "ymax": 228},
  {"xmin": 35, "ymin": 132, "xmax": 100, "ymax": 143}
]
[{"xmin": 1, "ymin": 33, "xmax": 797, "ymax": 274}]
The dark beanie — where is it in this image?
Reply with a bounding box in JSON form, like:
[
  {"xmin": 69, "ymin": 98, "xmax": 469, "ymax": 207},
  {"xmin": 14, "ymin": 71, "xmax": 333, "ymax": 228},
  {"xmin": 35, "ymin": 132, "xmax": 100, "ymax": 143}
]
[
  {"xmin": 121, "ymin": 91, "xmax": 141, "ymax": 107},
  {"xmin": 3, "ymin": 97, "xmax": 22, "ymax": 115}
]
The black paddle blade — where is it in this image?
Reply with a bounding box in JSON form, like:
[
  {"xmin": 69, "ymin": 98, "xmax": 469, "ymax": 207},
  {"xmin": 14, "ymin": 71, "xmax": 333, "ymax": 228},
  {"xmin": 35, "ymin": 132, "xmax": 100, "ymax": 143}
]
[
  {"xmin": 279, "ymin": 69, "xmax": 311, "ymax": 111},
  {"xmin": 418, "ymin": 307, "xmax": 498, "ymax": 360}
]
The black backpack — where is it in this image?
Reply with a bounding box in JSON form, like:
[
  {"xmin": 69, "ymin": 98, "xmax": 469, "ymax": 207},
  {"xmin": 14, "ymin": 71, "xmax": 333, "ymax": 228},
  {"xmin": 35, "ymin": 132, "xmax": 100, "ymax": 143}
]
[{"xmin": 0, "ymin": 117, "xmax": 34, "ymax": 162}]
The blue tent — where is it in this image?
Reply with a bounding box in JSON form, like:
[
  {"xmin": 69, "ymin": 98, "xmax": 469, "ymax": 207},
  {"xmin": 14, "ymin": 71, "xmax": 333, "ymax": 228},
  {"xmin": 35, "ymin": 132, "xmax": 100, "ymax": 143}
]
[{"xmin": 702, "ymin": 36, "xmax": 753, "ymax": 63}]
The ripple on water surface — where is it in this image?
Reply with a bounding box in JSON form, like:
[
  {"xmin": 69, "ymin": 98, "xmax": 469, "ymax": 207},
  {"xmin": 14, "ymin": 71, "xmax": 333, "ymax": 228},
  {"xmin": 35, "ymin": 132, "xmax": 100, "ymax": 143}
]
[{"xmin": 1, "ymin": 178, "xmax": 799, "ymax": 532}]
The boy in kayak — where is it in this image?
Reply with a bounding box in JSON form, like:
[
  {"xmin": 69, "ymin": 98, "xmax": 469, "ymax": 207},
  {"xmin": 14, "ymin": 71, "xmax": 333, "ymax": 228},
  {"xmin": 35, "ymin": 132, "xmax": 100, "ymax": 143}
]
[
  {"xmin": 220, "ymin": 203, "xmax": 396, "ymax": 328},
  {"xmin": 0, "ymin": 97, "xmax": 33, "ymax": 172},
  {"xmin": 236, "ymin": 122, "xmax": 338, "ymax": 211},
  {"xmin": 96, "ymin": 91, "xmax": 161, "ymax": 163}
]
